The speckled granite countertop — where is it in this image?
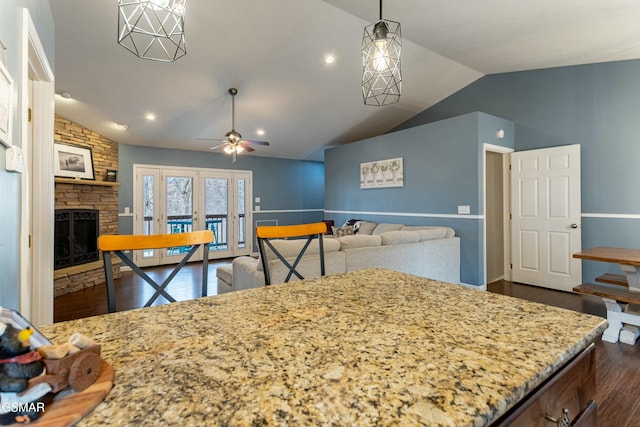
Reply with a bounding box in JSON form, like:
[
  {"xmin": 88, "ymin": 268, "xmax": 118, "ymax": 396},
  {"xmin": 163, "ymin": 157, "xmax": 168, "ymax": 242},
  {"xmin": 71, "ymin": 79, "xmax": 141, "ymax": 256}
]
[{"xmin": 39, "ymin": 268, "xmax": 606, "ymax": 426}]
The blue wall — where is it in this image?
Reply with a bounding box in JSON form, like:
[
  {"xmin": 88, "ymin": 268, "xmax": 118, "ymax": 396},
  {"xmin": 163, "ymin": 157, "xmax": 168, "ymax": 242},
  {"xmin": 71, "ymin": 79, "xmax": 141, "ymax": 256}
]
[
  {"xmin": 118, "ymin": 144, "xmax": 324, "ymax": 243},
  {"xmin": 325, "ymin": 112, "xmax": 514, "ymax": 286},
  {"xmin": 0, "ymin": 1, "xmax": 55, "ymax": 310},
  {"xmin": 395, "ymin": 59, "xmax": 640, "ymax": 284}
]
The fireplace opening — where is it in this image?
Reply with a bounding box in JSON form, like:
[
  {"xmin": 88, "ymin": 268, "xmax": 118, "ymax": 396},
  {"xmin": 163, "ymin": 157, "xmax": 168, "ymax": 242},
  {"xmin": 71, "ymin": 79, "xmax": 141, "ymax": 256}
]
[{"xmin": 54, "ymin": 209, "xmax": 99, "ymax": 270}]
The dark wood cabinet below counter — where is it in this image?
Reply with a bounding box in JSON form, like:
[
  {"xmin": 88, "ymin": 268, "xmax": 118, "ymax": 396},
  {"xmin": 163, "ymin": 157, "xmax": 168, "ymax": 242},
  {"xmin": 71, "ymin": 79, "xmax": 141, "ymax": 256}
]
[{"xmin": 495, "ymin": 343, "xmax": 596, "ymax": 426}]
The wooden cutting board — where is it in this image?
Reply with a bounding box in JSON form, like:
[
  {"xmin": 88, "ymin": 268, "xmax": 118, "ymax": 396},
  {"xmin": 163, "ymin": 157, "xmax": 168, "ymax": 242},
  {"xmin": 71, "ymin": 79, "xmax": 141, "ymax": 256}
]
[{"xmin": 25, "ymin": 360, "xmax": 114, "ymax": 427}]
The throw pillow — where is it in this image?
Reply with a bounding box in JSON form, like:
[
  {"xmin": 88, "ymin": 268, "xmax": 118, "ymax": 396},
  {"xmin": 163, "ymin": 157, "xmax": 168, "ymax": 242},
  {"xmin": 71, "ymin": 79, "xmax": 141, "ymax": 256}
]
[
  {"xmin": 357, "ymin": 221, "xmax": 378, "ymax": 235},
  {"xmin": 332, "ymin": 225, "xmax": 354, "ymax": 237},
  {"xmin": 342, "ymin": 219, "xmax": 362, "ymax": 234}
]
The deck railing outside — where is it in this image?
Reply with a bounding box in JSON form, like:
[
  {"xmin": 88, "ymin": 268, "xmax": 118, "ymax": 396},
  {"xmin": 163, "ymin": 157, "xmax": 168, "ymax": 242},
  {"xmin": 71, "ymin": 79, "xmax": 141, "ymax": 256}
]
[{"xmin": 142, "ymin": 214, "xmax": 245, "ymax": 254}]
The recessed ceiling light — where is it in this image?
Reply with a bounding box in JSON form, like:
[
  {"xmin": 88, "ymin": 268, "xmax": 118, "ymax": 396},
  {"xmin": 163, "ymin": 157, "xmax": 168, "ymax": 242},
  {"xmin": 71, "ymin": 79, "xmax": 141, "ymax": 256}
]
[
  {"xmin": 114, "ymin": 123, "xmax": 129, "ymax": 130},
  {"xmin": 324, "ymin": 55, "xmax": 335, "ymax": 64},
  {"xmin": 56, "ymin": 91, "xmax": 73, "ymax": 99},
  {"xmin": 256, "ymin": 129, "xmax": 265, "ymax": 136},
  {"xmin": 145, "ymin": 113, "xmax": 156, "ymax": 121}
]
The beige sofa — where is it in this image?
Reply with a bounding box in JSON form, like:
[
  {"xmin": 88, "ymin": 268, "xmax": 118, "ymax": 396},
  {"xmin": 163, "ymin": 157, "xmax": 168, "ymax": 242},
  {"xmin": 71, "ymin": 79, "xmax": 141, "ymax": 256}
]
[{"xmin": 216, "ymin": 223, "xmax": 460, "ymax": 294}]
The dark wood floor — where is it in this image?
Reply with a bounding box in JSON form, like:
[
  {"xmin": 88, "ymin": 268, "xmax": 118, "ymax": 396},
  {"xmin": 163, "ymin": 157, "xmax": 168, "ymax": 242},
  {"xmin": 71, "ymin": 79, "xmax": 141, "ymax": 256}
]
[{"xmin": 54, "ymin": 267, "xmax": 638, "ymax": 426}]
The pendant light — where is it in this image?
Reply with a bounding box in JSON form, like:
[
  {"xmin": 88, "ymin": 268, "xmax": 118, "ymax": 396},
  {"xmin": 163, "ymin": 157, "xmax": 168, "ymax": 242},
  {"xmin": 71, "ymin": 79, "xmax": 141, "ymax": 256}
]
[
  {"xmin": 118, "ymin": 0, "xmax": 187, "ymax": 62},
  {"xmin": 361, "ymin": 0, "xmax": 402, "ymax": 106}
]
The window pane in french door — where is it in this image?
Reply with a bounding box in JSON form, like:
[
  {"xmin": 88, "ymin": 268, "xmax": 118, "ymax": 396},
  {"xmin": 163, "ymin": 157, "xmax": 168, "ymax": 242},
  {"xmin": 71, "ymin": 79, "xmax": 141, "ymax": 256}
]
[
  {"xmin": 166, "ymin": 175, "xmax": 193, "ymax": 255},
  {"xmin": 142, "ymin": 174, "xmax": 155, "ymax": 258},
  {"xmin": 237, "ymin": 178, "xmax": 246, "ymax": 249},
  {"xmin": 204, "ymin": 177, "xmax": 229, "ymax": 251}
]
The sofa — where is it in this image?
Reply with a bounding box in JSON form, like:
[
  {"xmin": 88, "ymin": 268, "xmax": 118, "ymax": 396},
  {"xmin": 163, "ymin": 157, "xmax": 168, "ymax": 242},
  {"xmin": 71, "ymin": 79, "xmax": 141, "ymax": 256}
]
[{"xmin": 216, "ymin": 222, "xmax": 460, "ymax": 294}]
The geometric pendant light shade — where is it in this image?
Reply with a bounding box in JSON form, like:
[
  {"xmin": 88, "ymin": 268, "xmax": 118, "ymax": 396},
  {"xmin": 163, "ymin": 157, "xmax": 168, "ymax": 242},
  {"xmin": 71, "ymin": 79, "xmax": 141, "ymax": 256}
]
[
  {"xmin": 117, "ymin": 0, "xmax": 187, "ymax": 62},
  {"xmin": 361, "ymin": 0, "xmax": 402, "ymax": 106}
]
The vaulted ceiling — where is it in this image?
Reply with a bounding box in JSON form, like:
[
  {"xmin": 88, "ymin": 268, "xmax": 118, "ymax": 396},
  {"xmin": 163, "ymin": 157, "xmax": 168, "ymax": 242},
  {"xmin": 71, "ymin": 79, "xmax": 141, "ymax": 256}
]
[{"xmin": 50, "ymin": 0, "xmax": 640, "ymax": 161}]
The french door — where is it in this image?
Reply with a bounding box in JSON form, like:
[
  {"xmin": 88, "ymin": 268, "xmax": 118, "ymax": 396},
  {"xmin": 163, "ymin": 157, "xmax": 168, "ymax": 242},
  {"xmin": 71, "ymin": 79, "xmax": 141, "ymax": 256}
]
[{"xmin": 133, "ymin": 165, "xmax": 252, "ymax": 267}]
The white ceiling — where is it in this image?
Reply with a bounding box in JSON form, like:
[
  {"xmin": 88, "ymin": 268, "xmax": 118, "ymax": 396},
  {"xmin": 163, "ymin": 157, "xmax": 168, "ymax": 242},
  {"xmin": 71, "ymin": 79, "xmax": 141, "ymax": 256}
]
[{"xmin": 50, "ymin": 0, "xmax": 640, "ymax": 161}]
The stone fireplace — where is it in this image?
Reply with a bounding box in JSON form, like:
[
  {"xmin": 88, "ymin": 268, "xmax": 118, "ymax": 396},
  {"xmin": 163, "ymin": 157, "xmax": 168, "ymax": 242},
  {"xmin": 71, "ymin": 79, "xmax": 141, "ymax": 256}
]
[{"xmin": 53, "ymin": 115, "xmax": 120, "ymax": 297}]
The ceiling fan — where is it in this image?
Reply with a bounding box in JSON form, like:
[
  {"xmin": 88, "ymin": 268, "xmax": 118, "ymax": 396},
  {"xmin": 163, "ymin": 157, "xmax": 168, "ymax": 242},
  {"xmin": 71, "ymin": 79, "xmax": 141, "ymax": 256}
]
[{"xmin": 197, "ymin": 88, "xmax": 270, "ymax": 162}]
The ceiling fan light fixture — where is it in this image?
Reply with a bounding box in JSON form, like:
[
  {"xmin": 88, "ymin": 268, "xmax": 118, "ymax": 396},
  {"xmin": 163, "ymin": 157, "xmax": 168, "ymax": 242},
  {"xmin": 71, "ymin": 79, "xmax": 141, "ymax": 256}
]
[
  {"xmin": 199, "ymin": 88, "xmax": 270, "ymax": 163},
  {"xmin": 117, "ymin": 0, "xmax": 187, "ymax": 63},
  {"xmin": 362, "ymin": 0, "xmax": 402, "ymax": 106}
]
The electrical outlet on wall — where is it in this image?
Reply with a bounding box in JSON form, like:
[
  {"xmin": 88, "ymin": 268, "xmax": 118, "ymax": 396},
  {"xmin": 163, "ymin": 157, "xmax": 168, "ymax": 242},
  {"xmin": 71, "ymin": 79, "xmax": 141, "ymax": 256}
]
[{"xmin": 458, "ymin": 205, "xmax": 470, "ymax": 215}]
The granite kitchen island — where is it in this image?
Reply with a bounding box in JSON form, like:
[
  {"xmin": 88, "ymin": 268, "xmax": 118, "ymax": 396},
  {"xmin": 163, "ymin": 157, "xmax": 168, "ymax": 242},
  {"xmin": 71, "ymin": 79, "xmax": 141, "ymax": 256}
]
[{"xmin": 39, "ymin": 268, "xmax": 607, "ymax": 426}]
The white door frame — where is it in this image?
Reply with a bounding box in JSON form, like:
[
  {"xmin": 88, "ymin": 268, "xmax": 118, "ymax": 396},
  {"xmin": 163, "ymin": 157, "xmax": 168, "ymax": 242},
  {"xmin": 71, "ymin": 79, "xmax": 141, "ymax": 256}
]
[
  {"xmin": 133, "ymin": 164, "xmax": 253, "ymax": 263},
  {"xmin": 19, "ymin": 9, "xmax": 55, "ymax": 325},
  {"xmin": 483, "ymin": 143, "xmax": 514, "ymax": 286}
]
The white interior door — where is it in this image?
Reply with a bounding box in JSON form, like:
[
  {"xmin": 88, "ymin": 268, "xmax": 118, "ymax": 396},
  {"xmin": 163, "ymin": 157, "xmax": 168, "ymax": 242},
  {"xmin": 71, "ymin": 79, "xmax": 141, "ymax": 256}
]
[{"xmin": 510, "ymin": 144, "xmax": 582, "ymax": 291}]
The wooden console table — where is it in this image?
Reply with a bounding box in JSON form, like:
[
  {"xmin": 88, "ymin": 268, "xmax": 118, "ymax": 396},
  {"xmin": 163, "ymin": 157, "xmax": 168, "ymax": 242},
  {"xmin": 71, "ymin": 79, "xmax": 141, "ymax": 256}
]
[{"xmin": 573, "ymin": 246, "xmax": 640, "ymax": 343}]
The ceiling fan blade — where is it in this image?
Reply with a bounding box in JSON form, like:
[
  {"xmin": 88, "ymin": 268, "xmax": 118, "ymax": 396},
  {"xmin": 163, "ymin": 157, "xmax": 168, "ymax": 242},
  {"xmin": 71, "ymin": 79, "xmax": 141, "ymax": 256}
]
[
  {"xmin": 244, "ymin": 140, "xmax": 270, "ymax": 146},
  {"xmin": 242, "ymin": 145, "xmax": 256, "ymax": 152},
  {"xmin": 209, "ymin": 142, "xmax": 229, "ymax": 150}
]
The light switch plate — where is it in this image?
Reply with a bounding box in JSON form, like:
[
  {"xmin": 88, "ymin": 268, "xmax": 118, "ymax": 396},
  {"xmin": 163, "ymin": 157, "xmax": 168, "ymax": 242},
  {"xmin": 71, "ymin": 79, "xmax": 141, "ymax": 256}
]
[{"xmin": 6, "ymin": 145, "xmax": 24, "ymax": 173}]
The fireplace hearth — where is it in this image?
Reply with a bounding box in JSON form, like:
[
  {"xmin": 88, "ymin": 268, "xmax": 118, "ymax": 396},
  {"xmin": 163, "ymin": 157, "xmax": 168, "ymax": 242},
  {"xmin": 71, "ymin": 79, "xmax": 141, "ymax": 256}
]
[{"xmin": 54, "ymin": 209, "xmax": 100, "ymax": 270}]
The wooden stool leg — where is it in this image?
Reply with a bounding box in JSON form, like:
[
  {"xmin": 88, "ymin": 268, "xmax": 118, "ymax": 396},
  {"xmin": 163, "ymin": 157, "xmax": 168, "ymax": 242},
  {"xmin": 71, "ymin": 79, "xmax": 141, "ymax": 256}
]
[
  {"xmin": 202, "ymin": 244, "xmax": 209, "ymax": 297},
  {"xmin": 102, "ymin": 252, "xmax": 116, "ymax": 313}
]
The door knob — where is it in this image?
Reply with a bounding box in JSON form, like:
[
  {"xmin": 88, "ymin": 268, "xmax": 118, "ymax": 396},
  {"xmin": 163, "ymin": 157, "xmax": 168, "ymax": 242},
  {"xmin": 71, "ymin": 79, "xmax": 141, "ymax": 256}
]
[{"xmin": 570, "ymin": 224, "xmax": 579, "ymax": 229}]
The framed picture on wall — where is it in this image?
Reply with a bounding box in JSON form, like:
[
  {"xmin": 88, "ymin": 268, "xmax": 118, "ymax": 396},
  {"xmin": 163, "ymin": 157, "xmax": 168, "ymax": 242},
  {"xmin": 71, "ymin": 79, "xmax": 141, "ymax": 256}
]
[
  {"xmin": 360, "ymin": 157, "xmax": 403, "ymax": 189},
  {"xmin": 54, "ymin": 142, "xmax": 95, "ymax": 180},
  {"xmin": 0, "ymin": 59, "xmax": 13, "ymax": 147}
]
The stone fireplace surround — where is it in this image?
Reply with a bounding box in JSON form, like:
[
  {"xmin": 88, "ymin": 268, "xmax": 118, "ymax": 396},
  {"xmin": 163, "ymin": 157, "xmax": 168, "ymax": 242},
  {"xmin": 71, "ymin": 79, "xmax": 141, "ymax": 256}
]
[{"xmin": 53, "ymin": 115, "xmax": 120, "ymax": 297}]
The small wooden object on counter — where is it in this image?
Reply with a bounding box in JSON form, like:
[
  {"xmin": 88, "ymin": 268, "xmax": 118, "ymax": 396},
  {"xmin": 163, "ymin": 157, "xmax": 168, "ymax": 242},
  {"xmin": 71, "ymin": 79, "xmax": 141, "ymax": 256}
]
[
  {"xmin": 28, "ymin": 360, "xmax": 114, "ymax": 427},
  {"xmin": 40, "ymin": 345, "xmax": 102, "ymax": 392}
]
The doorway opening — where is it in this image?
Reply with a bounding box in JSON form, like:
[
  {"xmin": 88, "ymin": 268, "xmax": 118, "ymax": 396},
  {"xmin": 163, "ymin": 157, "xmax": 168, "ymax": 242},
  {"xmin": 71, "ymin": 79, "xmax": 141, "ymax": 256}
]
[{"xmin": 484, "ymin": 144, "xmax": 513, "ymax": 285}]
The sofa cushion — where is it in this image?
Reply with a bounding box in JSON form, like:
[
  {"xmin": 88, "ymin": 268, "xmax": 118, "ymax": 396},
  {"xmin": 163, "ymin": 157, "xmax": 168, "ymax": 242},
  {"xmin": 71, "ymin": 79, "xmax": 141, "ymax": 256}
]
[
  {"xmin": 380, "ymin": 230, "xmax": 420, "ymax": 245},
  {"xmin": 338, "ymin": 234, "xmax": 382, "ymax": 250},
  {"xmin": 216, "ymin": 263, "xmax": 233, "ymax": 284},
  {"xmin": 357, "ymin": 221, "xmax": 378, "ymax": 235},
  {"xmin": 372, "ymin": 223, "xmax": 403, "ymax": 235},
  {"xmin": 257, "ymin": 238, "xmax": 341, "ymax": 271},
  {"xmin": 332, "ymin": 225, "xmax": 354, "ymax": 237},
  {"xmin": 401, "ymin": 226, "xmax": 455, "ymax": 240}
]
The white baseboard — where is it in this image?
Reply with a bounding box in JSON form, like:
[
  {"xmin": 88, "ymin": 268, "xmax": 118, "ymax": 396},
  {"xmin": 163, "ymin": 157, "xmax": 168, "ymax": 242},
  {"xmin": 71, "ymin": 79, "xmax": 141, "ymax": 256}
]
[{"xmin": 459, "ymin": 282, "xmax": 487, "ymax": 291}]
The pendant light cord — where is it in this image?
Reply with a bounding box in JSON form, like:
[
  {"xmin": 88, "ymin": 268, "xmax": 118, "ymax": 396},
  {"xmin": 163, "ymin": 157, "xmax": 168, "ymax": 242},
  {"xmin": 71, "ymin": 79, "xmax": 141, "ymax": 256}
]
[{"xmin": 379, "ymin": 0, "xmax": 383, "ymax": 20}]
